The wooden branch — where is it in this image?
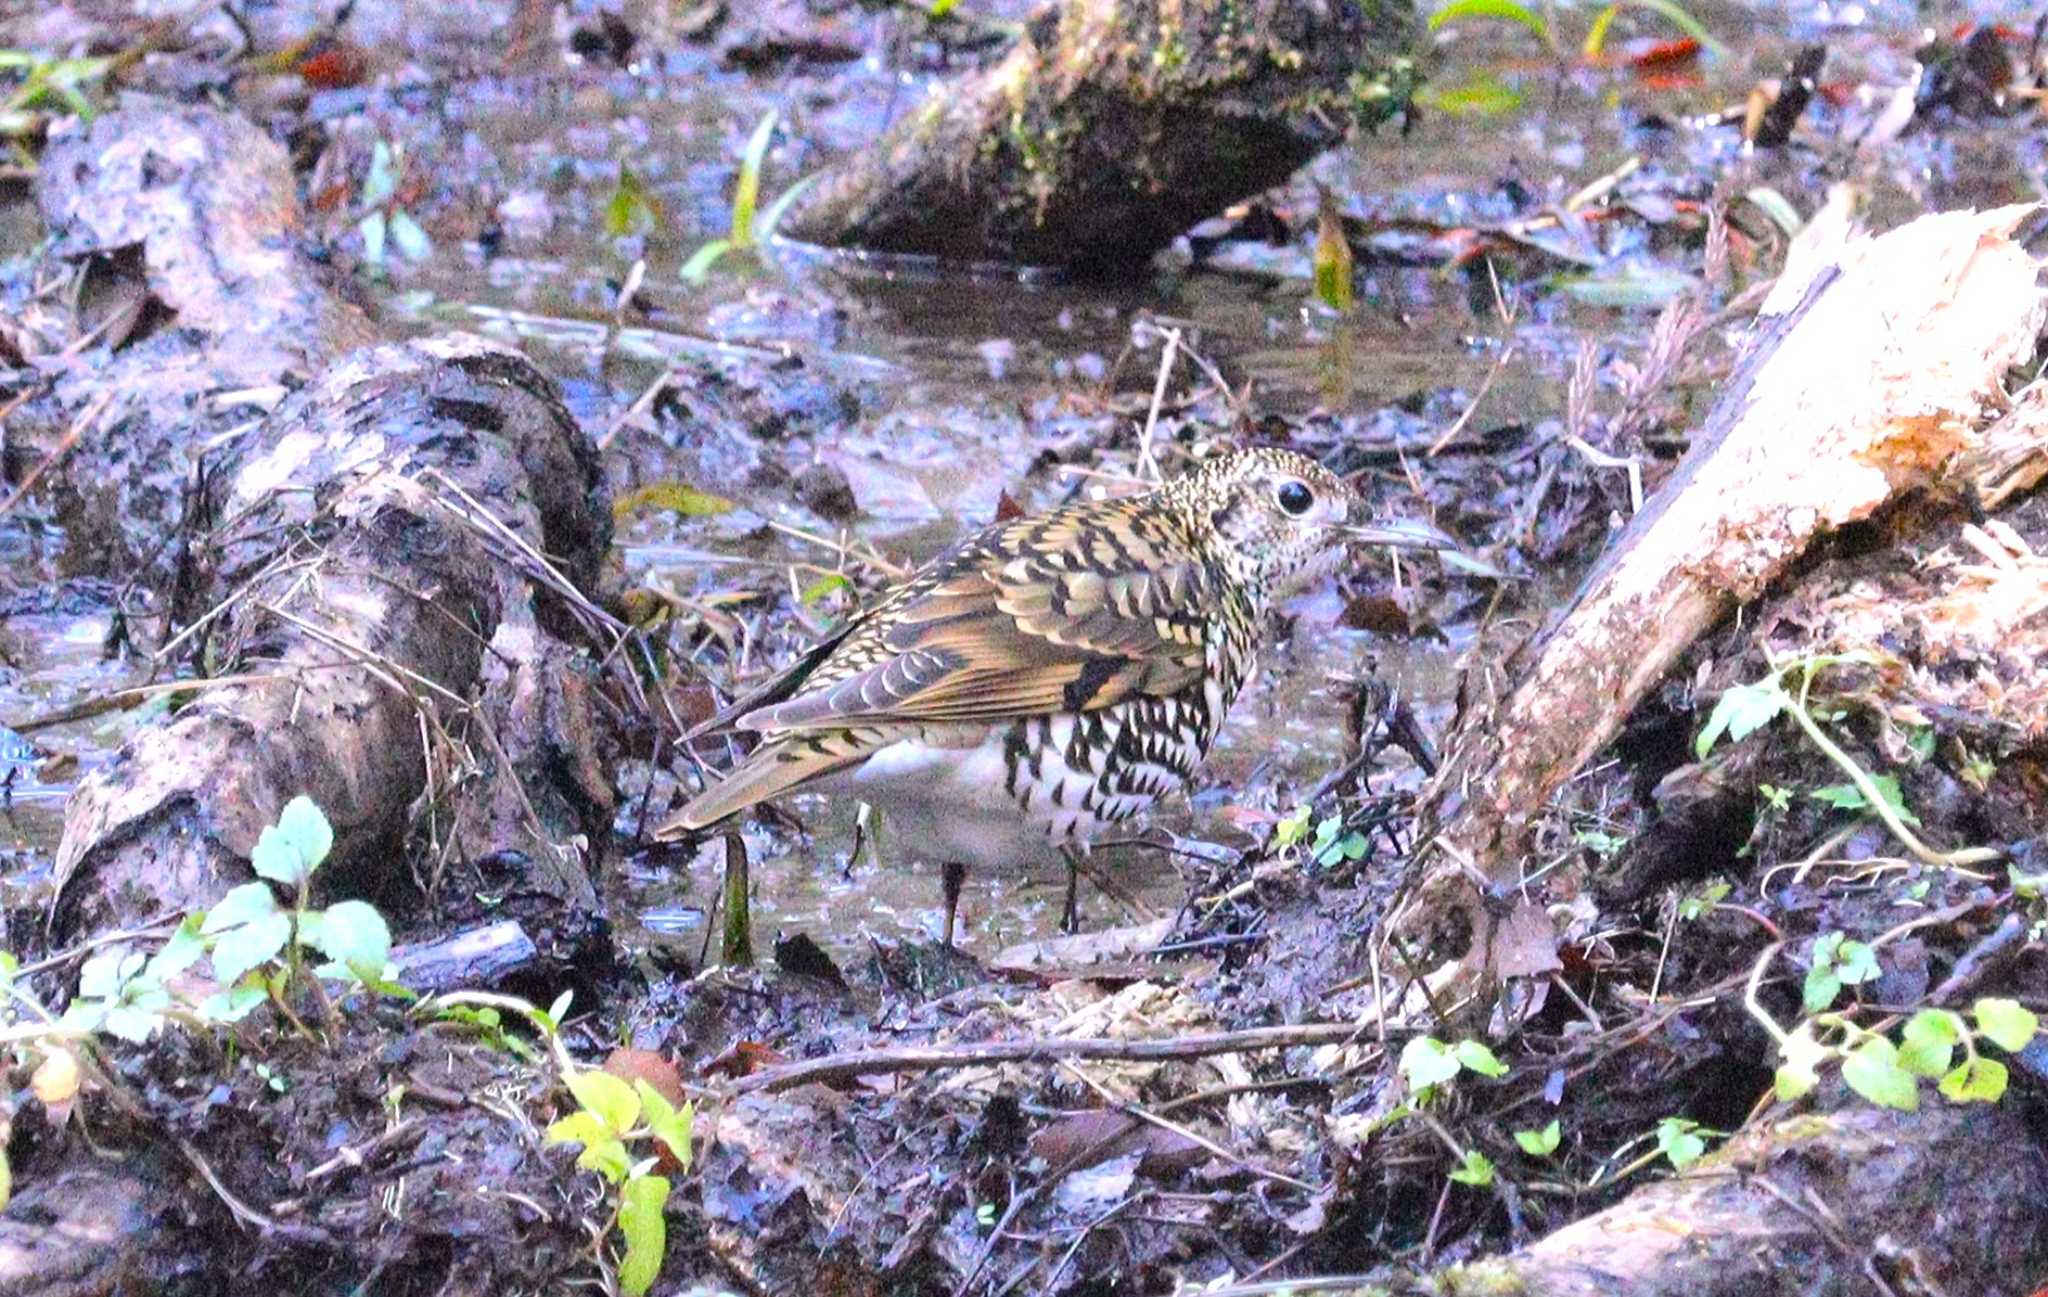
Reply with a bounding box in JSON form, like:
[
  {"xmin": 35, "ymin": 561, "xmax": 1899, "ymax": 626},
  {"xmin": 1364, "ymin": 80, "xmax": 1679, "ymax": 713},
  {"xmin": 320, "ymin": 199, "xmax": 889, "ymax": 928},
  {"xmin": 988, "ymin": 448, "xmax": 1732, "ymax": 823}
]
[
  {"xmin": 725, "ymin": 1021, "xmax": 1391, "ymax": 1095},
  {"xmin": 1405, "ymin": 204, "xmax": 2047, "ymax": 976}
]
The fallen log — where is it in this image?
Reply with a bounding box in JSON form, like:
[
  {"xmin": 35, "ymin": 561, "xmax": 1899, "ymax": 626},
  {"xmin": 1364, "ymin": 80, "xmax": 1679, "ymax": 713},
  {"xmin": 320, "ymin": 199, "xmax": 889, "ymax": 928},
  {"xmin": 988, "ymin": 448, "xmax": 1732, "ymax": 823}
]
[
  {"xmin": 4, "ymin": 95, "xmax": 378, "ymax": 588},
  {"xmin": 1404, "ymin": 204, "xmax": 2047, "ymax": 977},
  {"xmin": 1253, "ymin": 1100, "xmax": 2048, "ymax": 1297},
  {"xmin": 51, "ymin": 336, "xmax": 613, "ymax": 941},
  {"xmin": 780, "ymin": 0, "xmax": 1417, "ymax": 270}
]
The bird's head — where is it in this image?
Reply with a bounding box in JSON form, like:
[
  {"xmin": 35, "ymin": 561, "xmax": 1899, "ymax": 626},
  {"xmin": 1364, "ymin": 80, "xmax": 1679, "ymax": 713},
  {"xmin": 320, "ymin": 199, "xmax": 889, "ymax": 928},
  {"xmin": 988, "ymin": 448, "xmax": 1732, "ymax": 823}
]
[{"xmin": 1183, "ymin": 447, "xmax": 1453, "ymax": 601}]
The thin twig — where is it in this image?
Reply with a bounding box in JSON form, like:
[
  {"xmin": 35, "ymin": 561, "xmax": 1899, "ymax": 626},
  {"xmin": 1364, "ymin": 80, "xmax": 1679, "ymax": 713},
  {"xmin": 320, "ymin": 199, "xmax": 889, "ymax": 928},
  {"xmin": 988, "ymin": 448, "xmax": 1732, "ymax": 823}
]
[{"xmin": 727, "ymin": 1021, "xmax": 1389, "ymax": 1096}]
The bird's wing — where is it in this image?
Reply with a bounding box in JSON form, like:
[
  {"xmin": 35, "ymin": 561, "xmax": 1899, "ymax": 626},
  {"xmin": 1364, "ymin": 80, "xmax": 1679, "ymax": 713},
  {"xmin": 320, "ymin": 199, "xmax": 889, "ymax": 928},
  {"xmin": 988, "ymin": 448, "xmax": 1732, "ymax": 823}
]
[{"xmin": 736, "ymin": 504, "xmax": 1218, "ymax": 733}]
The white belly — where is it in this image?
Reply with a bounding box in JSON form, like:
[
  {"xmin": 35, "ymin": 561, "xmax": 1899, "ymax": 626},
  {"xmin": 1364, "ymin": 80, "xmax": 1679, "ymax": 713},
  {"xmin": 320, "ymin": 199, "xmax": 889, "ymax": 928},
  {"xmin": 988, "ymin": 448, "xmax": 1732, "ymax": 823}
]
[{"xmin": 811, "ymin": 721, "xmax": 1154, "ymax": 871}]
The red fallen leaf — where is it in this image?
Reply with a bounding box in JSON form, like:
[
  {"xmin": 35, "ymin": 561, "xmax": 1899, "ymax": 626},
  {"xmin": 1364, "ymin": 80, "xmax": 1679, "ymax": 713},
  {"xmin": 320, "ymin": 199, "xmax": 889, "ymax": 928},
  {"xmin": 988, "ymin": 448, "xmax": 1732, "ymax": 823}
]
[
  {"xmin": 1628, "ymin": 37, "xmax": 1700, "ymax": 69},
  {"xmin": 669, "ymin": 681, "xmax": 719, "ymax": 729},
  {"xmin": 1635, "ymin": 70, "xmax": 1705, "ymax": 93},
  {"xmin": 700, "ymin": 1039, "xmax": 789, "ymax": 1080},
  {"xmin": 605, "ymin": 1047, "xmax": 686, "ymax": 1106},
  {"xmin": 1218, "ymin": 804, "xmax": 1282, "ymax": 830},
  {"xmin": 294, "ymin": 37, "xmax": 370, "ymax": 88},
  {"xmin": 994, "ymin": 489, "xmax": 1027, "ymax": 523},
  {"xmin": 1029, "ymin": 1109, "xmax": 1204, "ymax": 1178}
]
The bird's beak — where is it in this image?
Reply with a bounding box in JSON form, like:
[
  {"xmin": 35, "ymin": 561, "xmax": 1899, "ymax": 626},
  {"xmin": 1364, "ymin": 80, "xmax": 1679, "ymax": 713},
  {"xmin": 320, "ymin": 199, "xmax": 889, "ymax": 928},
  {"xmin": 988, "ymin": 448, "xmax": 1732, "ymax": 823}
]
[
  {"xmin": 1345, "ymin": 516, "xmax": 1462, "ymax": 551},
  {"xmin": 1343, "ymin": 509, "xmax": 1508, "ymax": 579}
]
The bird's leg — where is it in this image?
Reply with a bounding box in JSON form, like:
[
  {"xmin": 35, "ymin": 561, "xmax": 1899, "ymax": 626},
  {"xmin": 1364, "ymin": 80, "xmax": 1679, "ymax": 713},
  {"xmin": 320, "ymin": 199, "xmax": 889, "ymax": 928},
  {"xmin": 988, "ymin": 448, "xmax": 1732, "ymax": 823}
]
[
  {"xmin": 1059, "ymin": 845, "xmax": 1082, "ymax": 934},
  {"xmin": 941, "ymin": 860, "xmax": 967, "ymax": 947}
]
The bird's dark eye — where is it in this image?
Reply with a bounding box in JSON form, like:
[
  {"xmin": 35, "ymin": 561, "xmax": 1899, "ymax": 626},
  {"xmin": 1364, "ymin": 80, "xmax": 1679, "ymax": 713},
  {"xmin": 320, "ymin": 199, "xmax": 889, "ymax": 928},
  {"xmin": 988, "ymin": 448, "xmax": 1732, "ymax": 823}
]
[{"xmin": 1276, "ymin": 480, "xmax": 1314, "ymax": 516}]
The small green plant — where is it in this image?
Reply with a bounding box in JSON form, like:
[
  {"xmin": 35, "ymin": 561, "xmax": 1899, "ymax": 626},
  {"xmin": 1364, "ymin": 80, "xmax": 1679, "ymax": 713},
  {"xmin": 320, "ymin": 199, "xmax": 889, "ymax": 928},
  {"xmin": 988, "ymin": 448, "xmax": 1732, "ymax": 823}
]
[
  {"xmin": 1427, "ymin": 0, "xmax": 1724, "ymax": 60},
  {"xmin": 358, "ymin": 140, "xmax": 432, "ymax": 270},
  {"xmin": 603, "ymin": 163, "xmax": 665, "ymax": 240},
  {"xmin": 1514, "ymin": 1118, "xmax": 1562, "ymax": 1158},
  {"xmin": 1695, "ymin": 653, "xmax": 1998, "ymax": 871},
  {"xmin": 1677, "ymin": 880, "xmax": 1730, "ymax": 921},
  {"xmin": 1772, "ymin": 997, "xmax": 2039, "ymax": 1111},
  {"xmin": 1399, "ymin": 1035, "xmax": 1509, "ymax": 1100},
  {"xmin": 1801, "ymin": 930, "xmax": 1880, "ymax": 1013},
  {"xmin": 61, "ymin": 797, "xmax": 399, "ymax": 1043},
  {"xmin": 0, "ymin": 50, "xmax": 111, "ymax": 137},
  {"xmin": 1449, "ymin": 1148, "xmax": 1496, "ymax": 1186},
  {"xmin": 1653, "ymin": 1117, "xmax": 1709, "ymax": 1169},
  {"xmin": 545, "ymin": 1063, "xmax": 695, "ymax": 1296},
  {"xmin": 680, "ymin": 110, "xmax": 816, "ymax": 284}
]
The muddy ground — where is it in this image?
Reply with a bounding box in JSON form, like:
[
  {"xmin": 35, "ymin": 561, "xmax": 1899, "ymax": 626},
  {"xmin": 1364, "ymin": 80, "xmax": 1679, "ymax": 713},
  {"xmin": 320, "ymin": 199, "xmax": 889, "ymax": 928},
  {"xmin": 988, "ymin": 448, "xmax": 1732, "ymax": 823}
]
[{"xmin": 2, "ymin": 1, "xmax": 2046, "ymax": 1294}]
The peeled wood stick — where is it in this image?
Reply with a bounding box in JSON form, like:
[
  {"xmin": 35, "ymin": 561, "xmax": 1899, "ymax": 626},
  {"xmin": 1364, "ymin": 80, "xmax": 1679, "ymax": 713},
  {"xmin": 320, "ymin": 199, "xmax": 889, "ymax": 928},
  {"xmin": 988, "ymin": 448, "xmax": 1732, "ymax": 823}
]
[{"xmin": 1409, "ymin": 204, "xmax": 2047, "ymax": 974}]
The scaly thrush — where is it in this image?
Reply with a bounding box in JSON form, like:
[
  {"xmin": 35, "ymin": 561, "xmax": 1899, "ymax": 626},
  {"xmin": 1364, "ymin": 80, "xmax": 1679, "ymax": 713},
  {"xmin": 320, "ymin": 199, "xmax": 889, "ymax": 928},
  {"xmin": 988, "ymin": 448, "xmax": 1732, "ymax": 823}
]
[{"xmin": 656, "ymin": 447, "xmax": 1447, "ymax": 942}]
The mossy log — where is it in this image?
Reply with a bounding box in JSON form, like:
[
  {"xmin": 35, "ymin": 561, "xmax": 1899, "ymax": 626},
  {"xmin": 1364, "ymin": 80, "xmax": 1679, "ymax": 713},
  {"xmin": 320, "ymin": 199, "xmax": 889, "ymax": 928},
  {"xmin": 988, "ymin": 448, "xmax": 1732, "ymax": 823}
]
[{"xmin": 781, "ymin": 0, "xmax": 1417, "ymax": 269}]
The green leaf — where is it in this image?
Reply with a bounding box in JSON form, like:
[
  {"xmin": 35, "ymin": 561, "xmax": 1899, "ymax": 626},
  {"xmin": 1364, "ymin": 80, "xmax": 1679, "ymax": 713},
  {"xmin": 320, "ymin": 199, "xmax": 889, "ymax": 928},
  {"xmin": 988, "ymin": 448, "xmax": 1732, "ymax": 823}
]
[
  {"xmin": 800, "ymin": 573, "xmax": 851, "ymax": 606},
  {"xmin": 1272, "ymin": 805, "xmax": 1312, "ymax": 849},
  {"xmin": 198, "ymin": 981, "xmax": 269, "ymax": 1023},
  {"xmin": 1938, "ymin": 1056, "xmax": 2008, "ymax": 1103},
  {"xmin": 540, "ymin": 989, "xmax": 574, "ymax": 1034},
  {"xmin": 1678, "ymin": 880, "xmax": 1730, "ymax": 921},
  {"xmin": 1399, "ymin": 1036, "xmax": 1462, "ymax": 1093},
  {"xmin": 204, "ymin": 882, "xmax": 282, "ymax": 935},
  {"xmin": 546, "ymin": 1111, "xmax": 632, "ymax": 1181},
  {"xmin": 1448, "ymin": 1149, "xmax": 1495, "ymax": 1186},
  {"xmin": 1313, "ymin": 188, "xmax": 1354, "ymax": 314},
  {"xmin": 1840, "ymin": 1037, "xmax": 1919, "ymax": 1111},
  {"xmin": 210, "ymin": 912, "xmax": 293, "ymax": 986},
  {"xmin": 1428, "ymin": 0, "xmax": 1550, "ymax": 42},
  {"xmin": 634, "ymin": 1081, "xmax": 695, "ymax": 1170},
  {"xmin": 1514, "ymin": 1119, "xmax": 1561, "ymax": 1157},
  {"xmin": 102, "ymin": 1004, "xmax": 163, "ymax": 1042},
  {"xmin": 278, "ymin": 796, "xmax": 335, "ymax": 871},
  {"xmin": 359, "ymin": 210, "xmax": 387, "ymax": 266},
  {"xmin": 679, "ymin": 238, "xmax": 735, "ymax": 284},
  {"xmin": 144, "ymin": 916, "xmax": 208, "ymax": 983},
  {"xmin": 730, "ymin": 111, "xmax": 779, "ymax": 244},
  {"xmin": 252, "ymin": 796, "xmax": 333, "ymax": 885},
  {"xmin": 1453, "ymin": 1039, "xmax": 1509, "ymax": 1078},
  {"xmin": 362, "ymin": 140, "xmax": 399, "ymax": 207},
  {"xmin": 77, "ymin": 947, "xmax": 143, "ymax": 1000},
  {"xmin": 1555, "ymin": 266, "xmax": 1697, "ymax": 310},
  {"xmin": 1972, "ymin": 998, "xmax": 2039, "ymax": 1053},
  {"xmin": 603, "ymin": 164, "xmax": 663, "ymax": 240},
  {"xmin": 308, "ymin": 900, "xmax": 392, "ymax": 977},
  {"xmin": 929, "ymin": 0, "xmax": 959, "ymax": 14},
  {"xmin": 1581, "ymin": 2, "xmax": 1619, "ymax": 57},
  {"xmin": 387, "ymin": 209, "xmax": 432, "ymax": 262},
  {"xmin": 1811, "ymin": 774, "xmax": 1919, "ymax": 827},
  {"xmin": 1833, "ymin": 940, "xmax": 1879, "ymax": 987},
  {"xmin": 617, "ymin": 1174, "xmax": 672, "ymax": 1296},
  {"xmin": 1802, "ymin": 970, "xmax": 1842, "ymax": 1015},
  {"xmin": 1654, "ymin": 1118, "xmax": 1706, "ymax": 1169},
  {"xmin": 1899, "ymin": 1010, "xmax": 1964, "ymax": 1078},
  {"xmin": 567, "ymin": 1068, "xmax": 641, "ymax": 1134},
  {"xmin": 1416, "ymin": 69, "xmax": 1526, "ymax": 118},
  {"xmin": 1695, "ymin": 680, "xmax": 1785, "ymax": 759},
  {"xmin": 755, "ymin": 173, "xmax": 818, "ymax": 245},
  {"xmin": 613, "ymin": 480, "xmax": 738, "ymax": 519}
]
